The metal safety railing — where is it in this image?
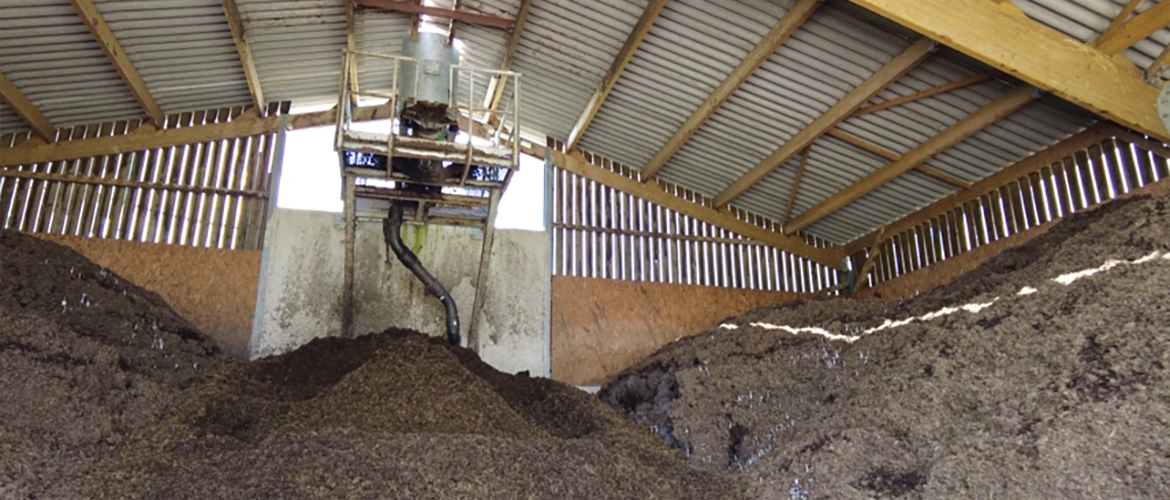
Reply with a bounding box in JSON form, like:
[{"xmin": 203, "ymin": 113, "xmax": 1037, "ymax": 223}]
[{"xmin": 333, "ymin": 50, "xmax": 522, "ymax": 189}]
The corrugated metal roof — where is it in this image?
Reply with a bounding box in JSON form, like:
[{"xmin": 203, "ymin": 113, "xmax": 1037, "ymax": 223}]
[
  {"xmin": 0, "ymin": 0, "xmax": 1150, "ymax": 248},
  {"xmin": 508, "ymin": 0, "xmax": 648, "ymax": 140},
  {"xmin": 238, "ymin": 0, "xmax": 349, "ymax": 110},
  {"xmin": 1015, "ymin": 0, "xmax": 1170, "ymax": 71},
  {"xmin": 575, "ymin": 0, "xmax": 1100, "ymax": 244},
  {"xmin": 1, "ymin": 101, "xmax": 29, "ymax": 137},
  {"xmin": 93, "ymin": 0, "xmax": 253, "ymax": 115},
  {"xmin": 0, "ymin": 0, "xmax": 142, "ymax": 128}
]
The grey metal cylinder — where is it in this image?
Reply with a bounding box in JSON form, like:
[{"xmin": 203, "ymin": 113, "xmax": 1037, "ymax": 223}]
[{"xmin": 398, "ymin": 32, "xmax": 460, "ymax": 105}]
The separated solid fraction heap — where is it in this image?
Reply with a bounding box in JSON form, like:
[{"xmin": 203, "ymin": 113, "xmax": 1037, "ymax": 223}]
[
  {"xmin": 0, "ymin": 230, "xmax": 739, "ymax": 500},
  {"xmin": 602, "ymin": 194, "xmax": 1170, "ymax": 500}
]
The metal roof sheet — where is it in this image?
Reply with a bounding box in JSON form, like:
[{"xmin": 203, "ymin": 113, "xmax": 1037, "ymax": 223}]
[
  {"xmin": 238, "ymin": 0, "xmax": 349, "ymax": 110},
  {"xmin": 93, "ymin": 0, "xmax": 253, "ymax": 115},
  {"xmin": 0, "ymin": 0, "xmax": 142, "ymax": 128},
  {"xmin": 1, "ymin": 101, "xmax": 29, "ymax": 137},
  {"xmin": 1015, "ymin": 0, "xmax": 1170, "ymax": 71},
  {"xmin": 0, "ymin": 0, "xmax": 1145, "ymax": 248}
]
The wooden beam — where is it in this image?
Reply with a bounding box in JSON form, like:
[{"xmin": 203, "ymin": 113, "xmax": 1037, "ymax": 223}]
[
  {"xmin": 844, "ymin": 0, "xmax": 1168, "ymax": 142},
  {"xmin": 1096, "ymin": 0, "xmax": 1144, "ymax": 50},
  {"xmin": 783, "ymin": 146, "xmax": 812, "ymax": 224},
  {"xmin": 0, "ymin": 72, "xmax": 55, "ymax": 142},
  {"xmin": 0, "ymin": 102, "xmax": 399, "ymax": 168},
  {"xmin": 221, "ymin": 0, "xmax": 265, "ymax": 110},
  {"xmin": 70, "ymin": 0, "xmax": 164, "ymax": 125},
  {"xmin": 855, "ymin": 225, "xmax": 886, "ymax": 287},
  {"xmin": 565, "ymin": 0, "xmax": 668, "ymax": 151},
  {"xmin": 713, "ymin": 38, "xmax": 934, "ymax": 206},
  {"xmin": 825, "ymin": 128, "xmax": 899, "ymax": 161},
  {"xmin": 1146, "ymin": 42, "xmax": 1170, "ymax": 82},
  {"xmin": 842, "ymin": 123, "xmax": 1117, "ymax": 255},
  {"xmin": 346, "ymin": 0, "xmax": 359, "ymax": 102},
  {"xmin": 1092, "ymin": 0, "xmax": 1169, "ymax": 55},
  {"xmin": 850, "ymin": 72, "xmax": 995, "ymax": 117},
  {"xmin": 785, "ymin": 85, "xmax": 1036, "ymax": 234},
  {"xmin": 826, "ymin": 128, "xmax": 971, "ymax": 188},
  {"xmin": 915, "ymin": 165, "xmax": 972, "ymax": 189},
  {"xmin": 639, "ymin": 0, "xmax": 820, "ymax": 181},
  {"xmin": 447, "ymin": 0, "xmax": 461, "ymax": 45},
  {"xmin": 529, "ymin": 146, "xmax": 840, "ymax": 266},
  {"xmin": 0, "ymin": 169, "xmax": 268, "ymax": 198},
  {"xmin": 355, "ymin": 0, "xmax": 514, "ymax": 29},
  {"xmin": 486, "ymin": 0, "xmax": 533, "ymax": 119}
]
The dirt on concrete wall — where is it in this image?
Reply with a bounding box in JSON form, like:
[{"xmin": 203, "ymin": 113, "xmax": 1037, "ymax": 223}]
[
  {"xmin": 32, "ymin": 233, "xmax": 259, "ymax": 358},
  {"xmin": 552, "ymin": 277, "xmax": 804, "ymax": 386}
]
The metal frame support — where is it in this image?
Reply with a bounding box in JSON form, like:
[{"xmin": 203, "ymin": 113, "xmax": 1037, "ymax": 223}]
[
  {"xmin": 342, "ymin": 173, "xmax": 357, "ymax": 338},
  {"xmin": 466, "ymin": 188, "xmax": 501, "ymax": 351}
]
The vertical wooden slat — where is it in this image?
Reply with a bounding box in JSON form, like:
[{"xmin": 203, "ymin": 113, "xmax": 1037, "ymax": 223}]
[
  {"xmin": 1099, "ymin": 139, "xmax": 1128, "ymax": 195},
  {"xmin": 1040, "ymin": 164, "xmax": 1062, "ymax": 220},
  {"xmin": 1008, "ymin": 182, "xmax": 1028, "ymax": 233},
  {"xmin": 944, "ymin": 209, "xmax": 959, "ymax": 256},
  {"xmin": 1132, "ymin": 146, "xmax": 1158, "ymax": 187},
  {"xmin": 1086, "ymin": 144, "xmax": 1111, "ymax": 200},
  {"xmin": 1025, "ymin": 171, "xmax": 1045, "ymax": 225}
]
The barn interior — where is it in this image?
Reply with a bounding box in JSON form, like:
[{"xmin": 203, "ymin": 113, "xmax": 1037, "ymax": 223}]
[{"xmin": 2, "ymin": 0, "xmax": 1170, "ymax": 498}]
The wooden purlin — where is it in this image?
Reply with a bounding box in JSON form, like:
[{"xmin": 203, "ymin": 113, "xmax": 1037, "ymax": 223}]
[{"xmin": 844, "ymin": 0, "xmax": 1168, "ymax": 142}]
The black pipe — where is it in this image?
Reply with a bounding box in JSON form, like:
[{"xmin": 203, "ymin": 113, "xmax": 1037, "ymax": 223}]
[{"xmin": 383, "ymin": 204, "xmax": 461, "ymax": 346}]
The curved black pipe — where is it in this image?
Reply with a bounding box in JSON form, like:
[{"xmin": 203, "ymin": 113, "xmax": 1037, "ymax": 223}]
[{"xmin": 383, "ymin": 204, "xmax": 461, "ymax": 345}]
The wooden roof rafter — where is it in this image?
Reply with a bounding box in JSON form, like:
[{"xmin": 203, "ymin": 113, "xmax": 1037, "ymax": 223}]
[
  {"xmin": 713, "ymin": 37, "xmax": 935, "ymax": 207},
  {"xmin": 843, "ymin": 0, "xmax": 1168, "ymax": 142},
  {"xmin": 0, "ymin": 72, "xmax": 55, "ymax": 142},
  {"xmin": 841, "ymin": 123, "xmax": 1119, "ymax": 255},
  {"xmin": 565, "ymin": 0, "xmax": 669, "ymax": 151},
  {"xmin": 485, "ymin": 0, "xmax": 534, "ymax": 122},
  {"xmin": 355, "ymin": 0, "xmax": 515, "ymax": 29},
  {"xmin": 849, "ymin": 72, "xmax": 997, "ymax": 118},
  {"xmin": 69, "ymin": 0, "xmax": 164, "ymax": 125},
  {"xmin": 638, "ymin": 0, "xmax": 821, "ymax": 182},
  {"xmin": 220, "ymin": 0, "xmax": 265, "ymax": 110},
  {"xmin": 1091, "ymin": 0, "xmax": 1169, "ymax": 56},
  {"xmin": 784, "ymin": 84, "xmax": 1038, "ymax": 235}
]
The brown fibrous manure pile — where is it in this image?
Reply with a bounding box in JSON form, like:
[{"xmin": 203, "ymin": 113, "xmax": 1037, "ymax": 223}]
[
  {"xmin": 601, "ymin": 194, "xmax": 1170, "ymax": 499},
  {"xmin": 0, "ymin": 230, "xmax": 739, "ymax": 500}
]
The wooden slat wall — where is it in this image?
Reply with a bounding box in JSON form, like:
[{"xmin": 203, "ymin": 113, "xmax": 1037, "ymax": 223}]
[
  {"xmin": 548, "ymin": 139, "xmax": 838, "ymax": 293},
  {"xmin": 0, "ymin": 103, "xmax": 286, "ymax": 250},
  {"xmin": 863, "ymin": 135, "xmax": 1169, "ymax": 288}
]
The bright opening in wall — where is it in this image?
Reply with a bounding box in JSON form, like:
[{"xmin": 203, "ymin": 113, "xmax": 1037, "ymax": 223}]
[{"xmin": 276, "ymin": 124, "xmax": 546, "ymax": 231}]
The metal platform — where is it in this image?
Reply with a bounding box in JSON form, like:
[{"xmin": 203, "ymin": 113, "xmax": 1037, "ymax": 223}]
[{"xmin": 333, "ymin": 43, "xmax": 522, "ymax": 344}]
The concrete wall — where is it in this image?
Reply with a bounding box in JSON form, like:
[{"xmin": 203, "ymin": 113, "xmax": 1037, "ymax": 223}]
[
  {"xmin": 250, "ymin": 207, "xmax": 550, "ymax": 375},
  {"xmin": 32, "ymin": 234, "xmax": 260, "ymax": 358},
  {"xmin": 551, "ymin": 276, "xmax": 806, "ymax": 386}
]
